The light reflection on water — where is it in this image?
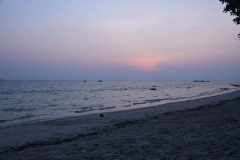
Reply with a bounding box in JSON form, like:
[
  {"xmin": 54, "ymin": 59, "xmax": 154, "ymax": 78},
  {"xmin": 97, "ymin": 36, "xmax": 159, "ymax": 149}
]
[{"xmin": 0, "ymin": 81, "xmax": 239, "ymax": 125}]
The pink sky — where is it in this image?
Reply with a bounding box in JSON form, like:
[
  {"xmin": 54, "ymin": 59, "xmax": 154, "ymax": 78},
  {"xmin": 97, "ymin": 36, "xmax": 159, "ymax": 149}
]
[{"xmin": 0, "ymin": 0, "xmax": 239, "ymax": 80}]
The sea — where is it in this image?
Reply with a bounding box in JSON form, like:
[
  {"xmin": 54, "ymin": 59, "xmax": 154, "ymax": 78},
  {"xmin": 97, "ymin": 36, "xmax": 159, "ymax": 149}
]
[{"xmin": 0, "ymin": 80, "xmax": 239, "ymax": 126}]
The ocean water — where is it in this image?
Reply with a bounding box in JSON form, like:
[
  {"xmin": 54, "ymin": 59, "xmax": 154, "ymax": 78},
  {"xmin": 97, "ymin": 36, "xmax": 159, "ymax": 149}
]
[{"xmin": 0, "ymin": 81, "xmax": 239, "ymax": 126}]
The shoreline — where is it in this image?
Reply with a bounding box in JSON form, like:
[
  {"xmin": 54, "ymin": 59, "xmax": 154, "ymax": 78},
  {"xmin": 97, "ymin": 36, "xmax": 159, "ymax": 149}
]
[
  {"xmin": 1, "ymin": 88, "xmax": 239, "ymax": 127},
  {"xmin": 1, "ymin": 91, "xmax": 240, "ymax": 159}
]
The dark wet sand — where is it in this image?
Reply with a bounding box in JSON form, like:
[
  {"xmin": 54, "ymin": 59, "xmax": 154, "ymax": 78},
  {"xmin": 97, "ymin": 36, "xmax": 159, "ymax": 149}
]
[{"xmin": 0, "ymin": 91, "xmax": 240, "ymax": 160}]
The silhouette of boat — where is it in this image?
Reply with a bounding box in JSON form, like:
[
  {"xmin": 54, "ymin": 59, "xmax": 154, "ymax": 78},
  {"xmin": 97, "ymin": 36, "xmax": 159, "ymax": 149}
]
[
  {"xmin": 193, "ymin": 80, "xmax": 210, "ymax": 82},
  {"xmin": 231, "ymin": 84, "xmax": 240, "ymax": 87}
]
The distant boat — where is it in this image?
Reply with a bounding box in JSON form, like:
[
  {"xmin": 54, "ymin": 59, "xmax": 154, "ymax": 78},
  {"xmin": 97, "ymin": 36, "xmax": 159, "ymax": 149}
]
[
  {"xmin": 98, "ymin": 80, "xmax": 103, "ymax": 82},
  {"xmin": 231, "ymin": 84, "xmax": 240, "ymax": 87},
  {"xmin": 193, "ymin": 80, "xmax": 210, "ymax": 82},
  {"xmin": 84, "ymin": 80, "xmax": 87, "ymax": 82},
  {"xmin": 150, "ymin": 88, "xmax": 157, "ymax": 90}
]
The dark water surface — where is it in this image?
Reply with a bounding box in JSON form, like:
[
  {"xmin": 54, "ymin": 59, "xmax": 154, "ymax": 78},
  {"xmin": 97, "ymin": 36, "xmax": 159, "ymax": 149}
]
[{"xmin": 0, "ymin": 81, "xmax": 239, "ymax": 126}]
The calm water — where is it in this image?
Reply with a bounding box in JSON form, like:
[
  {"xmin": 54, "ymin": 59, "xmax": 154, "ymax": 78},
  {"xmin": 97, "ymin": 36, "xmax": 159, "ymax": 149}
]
[{"xmin": 0, "ymin": 81, "xmax": 239, "ymax": 126}]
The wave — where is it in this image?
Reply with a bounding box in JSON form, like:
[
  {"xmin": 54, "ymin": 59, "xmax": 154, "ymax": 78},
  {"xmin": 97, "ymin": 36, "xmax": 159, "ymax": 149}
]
[{"xmin": 2, "ymin": 107, "xmax": 37, "ymax": 112}]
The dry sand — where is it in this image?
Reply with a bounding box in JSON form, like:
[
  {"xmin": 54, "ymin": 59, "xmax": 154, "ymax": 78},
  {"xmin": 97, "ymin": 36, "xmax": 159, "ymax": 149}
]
[{"xmin": 0, "ymin": 91, "xmax": 240, "ymax": 160}]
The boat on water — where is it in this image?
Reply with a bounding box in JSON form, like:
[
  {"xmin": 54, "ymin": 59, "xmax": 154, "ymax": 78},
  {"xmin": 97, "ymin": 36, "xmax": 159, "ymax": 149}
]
[
  {"xmin": 193, "ymin": 80, "xmax": 210, "ymax": 82},
  {"xmin": 98, "ymin": 80, "xmax": 103, "ymax": 82},
  {"xmin": 231, "ymin": 84, "xmax": 240, "ymax": 87}
]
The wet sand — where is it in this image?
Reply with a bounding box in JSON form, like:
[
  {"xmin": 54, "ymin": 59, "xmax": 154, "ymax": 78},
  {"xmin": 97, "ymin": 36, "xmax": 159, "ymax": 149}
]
[{"xmin": 0, "ymin": 91, "xmax": 240, "ymax": 160}]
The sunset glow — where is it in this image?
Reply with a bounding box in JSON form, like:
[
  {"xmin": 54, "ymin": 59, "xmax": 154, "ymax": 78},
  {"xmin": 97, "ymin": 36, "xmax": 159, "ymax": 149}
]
[
  {"xmin": 125, "ymin": 54, "xmax": 169, "ymax": 72},
  {"xmin": 132, "ymin": 58, "xmax": 159, "ymax": 72},
  {"xmin": 0, "ymin": 0, "xmax": 240, "ymax": 80}
]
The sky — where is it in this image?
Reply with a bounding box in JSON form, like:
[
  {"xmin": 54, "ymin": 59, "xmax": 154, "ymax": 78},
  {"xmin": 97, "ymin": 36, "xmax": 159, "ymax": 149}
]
[{"xmin": 0, "ymin": 0, "xmax": 239, "ymax": 81}]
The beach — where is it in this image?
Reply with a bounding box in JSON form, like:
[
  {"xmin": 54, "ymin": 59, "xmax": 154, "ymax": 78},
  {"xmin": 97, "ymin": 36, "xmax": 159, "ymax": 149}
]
[
  {"xmin": 1, "ymin": 0, "xmax": 240, "ymax": 159},
  {"xmin": 0, "ymin": 91, "xmax": 240, "ymax": 160}
]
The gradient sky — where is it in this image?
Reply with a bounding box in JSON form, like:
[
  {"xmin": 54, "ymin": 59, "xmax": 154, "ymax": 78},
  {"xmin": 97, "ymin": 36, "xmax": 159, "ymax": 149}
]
[{"xmin": 0, "ymin": 0, "xmax": 239, "ymax": 80}]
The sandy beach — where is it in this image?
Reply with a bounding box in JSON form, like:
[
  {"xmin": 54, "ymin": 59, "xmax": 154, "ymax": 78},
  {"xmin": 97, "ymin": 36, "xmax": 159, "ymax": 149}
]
[{"xmin": 0, "ymin": 91, "xmax": 240, "ymax": 160}]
